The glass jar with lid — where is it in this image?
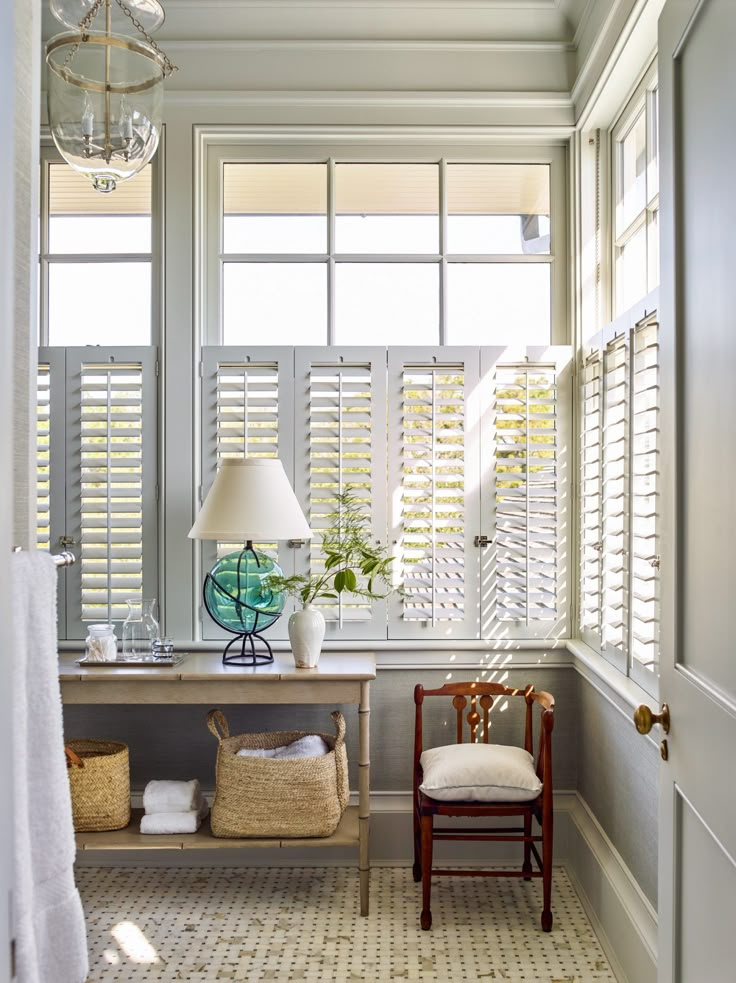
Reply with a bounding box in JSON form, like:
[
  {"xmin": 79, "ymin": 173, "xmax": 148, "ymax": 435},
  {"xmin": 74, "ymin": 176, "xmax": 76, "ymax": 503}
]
[{"xmin": 85, "ymin": 623, "xmax": 118, "ymax": 662}]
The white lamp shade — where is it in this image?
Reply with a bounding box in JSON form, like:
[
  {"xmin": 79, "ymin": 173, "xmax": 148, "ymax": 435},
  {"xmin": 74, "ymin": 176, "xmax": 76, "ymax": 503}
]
[{"xmin": 188, "ymin": 458, "xmax": 312, "ymax": 542}]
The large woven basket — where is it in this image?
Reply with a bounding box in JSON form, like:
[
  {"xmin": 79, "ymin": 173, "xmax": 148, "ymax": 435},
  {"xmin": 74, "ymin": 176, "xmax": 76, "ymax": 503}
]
[
  {"xmin": 65, "ymin": 739, "xmax": 131, "ymax": 832},
  {"xmin": 207, "ymin": 708, "xmax": 349, "ymax": 838}
]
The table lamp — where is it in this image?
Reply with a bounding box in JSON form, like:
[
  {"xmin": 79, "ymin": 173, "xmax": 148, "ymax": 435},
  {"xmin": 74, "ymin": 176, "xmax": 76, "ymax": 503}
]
[{"xmin": 189, "ymin": 458, "xmax": 312, "ymax": 666}]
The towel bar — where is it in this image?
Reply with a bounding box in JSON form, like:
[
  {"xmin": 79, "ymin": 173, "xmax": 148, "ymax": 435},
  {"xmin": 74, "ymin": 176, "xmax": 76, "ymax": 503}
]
[{"xmin": 11, "ymin": 547, "xmax": 76, "ymax": 568}]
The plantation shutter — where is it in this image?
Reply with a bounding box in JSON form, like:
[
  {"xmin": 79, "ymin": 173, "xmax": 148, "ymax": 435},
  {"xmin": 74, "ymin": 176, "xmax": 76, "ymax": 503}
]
[
  {"xmin": 294, "ymin": 348, "xmax": 387, "ymax": 638},
  {"xmin": 600, "ymin": 335, "xmax": 629, "ymax": 669},
  {"xmin": 200, "ymin": 348, "xmax": 294, "ymax": 639},
  {"xmin": 580, "ymin": 350, "xmax": 603, "ymax": 645},
  {"xmin": 36, "ymin": 362, "xmax": 51, "ymax": 552},
  {"xmin": 629, "ymin": 317, "xmax": 660, "ymax": 682},
  {"xmin": 491, "ymin": 361, "xmax": 559, "ymax": 625},
  {"xmin": 388, "ymin": 348, "xmax": 480, "ymax": 639},
  {"xmin": 64, "ymin": 348, "xmax": 158, "ymax": 637}
]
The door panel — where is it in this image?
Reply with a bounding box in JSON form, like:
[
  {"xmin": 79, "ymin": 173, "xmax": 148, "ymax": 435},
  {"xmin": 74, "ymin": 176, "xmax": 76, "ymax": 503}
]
[
  {"xmin": 676, "ymin": 791, "xmax": 736, "ymax": 983},
  {"xmin": 658, "ymin": 1, "xmax": 736, "ymax": 980}
]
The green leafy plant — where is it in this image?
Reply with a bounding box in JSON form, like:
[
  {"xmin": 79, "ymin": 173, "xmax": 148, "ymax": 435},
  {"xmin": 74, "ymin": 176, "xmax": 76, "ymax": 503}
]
[{"xmin": 265, "ymin": 487, "xmax": 397, "ymax": 608}]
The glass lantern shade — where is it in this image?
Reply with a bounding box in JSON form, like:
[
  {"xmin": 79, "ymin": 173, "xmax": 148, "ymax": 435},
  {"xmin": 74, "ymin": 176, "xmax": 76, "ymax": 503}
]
[
  {"xmin": 203, "ymin": 550, "xmax": 286, "ymax": 636},
  {"xmin": 46, "ymin": 32, "xmax": 164, "ymax": 192},
  {"xmin": 50, "ymin": 0, "xmax": 165, "ymax": 34}
]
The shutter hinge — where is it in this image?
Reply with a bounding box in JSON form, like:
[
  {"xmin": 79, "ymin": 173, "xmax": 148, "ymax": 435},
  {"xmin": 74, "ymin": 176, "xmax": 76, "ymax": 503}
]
[
  {"xmin": 474, "ymin": 535, "xmax": 492, "ymax": 548},
  {"xmin": 10, "ymin": 937, "xmax": 15, "ymax": 978},
  {"xmin": 198, "ymin": 361, "xmax": 204, "ymax": 378},
  {"xmin": 155, "ymin": 359, "xmax": 160, "ymax": 378},
  {"xmin": 155, "ymin": 483, "xmax": 160, "ymax": 502},
  {"xmin": 287, "ymin": 539, "xmax": 306, "ymax": 548}
]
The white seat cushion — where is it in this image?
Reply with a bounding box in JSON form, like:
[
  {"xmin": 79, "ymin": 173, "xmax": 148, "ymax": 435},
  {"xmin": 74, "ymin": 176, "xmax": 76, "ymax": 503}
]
[{"xmin": 419, "ymin": 742, "xmax": 542, "ymax": 803}]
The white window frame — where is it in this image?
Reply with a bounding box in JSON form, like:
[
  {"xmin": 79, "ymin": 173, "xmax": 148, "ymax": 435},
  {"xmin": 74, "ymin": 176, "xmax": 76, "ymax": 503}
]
[{"xmin": 611, "ymin": 61, "xmax": 659, "ymax": 318}]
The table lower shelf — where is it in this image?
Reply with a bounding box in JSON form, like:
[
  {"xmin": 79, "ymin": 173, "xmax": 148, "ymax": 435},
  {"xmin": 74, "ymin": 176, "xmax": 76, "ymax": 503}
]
[{"xmin": 75, "ymin": 806, "xmax": 359, "ymax": 851}]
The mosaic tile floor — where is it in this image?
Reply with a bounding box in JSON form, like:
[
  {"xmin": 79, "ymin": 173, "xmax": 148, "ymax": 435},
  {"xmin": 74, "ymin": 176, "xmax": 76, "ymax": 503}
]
[{"xmin": 77, "ymin": 866, "xmax": 617, "ymax": 983}]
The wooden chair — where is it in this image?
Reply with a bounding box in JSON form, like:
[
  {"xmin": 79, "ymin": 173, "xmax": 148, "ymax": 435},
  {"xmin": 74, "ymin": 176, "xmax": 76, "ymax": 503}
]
[{"xmin": 413, "ymin": 681, "xmax": 555, "ymax": 932}]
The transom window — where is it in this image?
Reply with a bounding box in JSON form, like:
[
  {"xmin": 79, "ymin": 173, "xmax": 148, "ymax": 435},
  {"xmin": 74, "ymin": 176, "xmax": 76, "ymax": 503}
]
[
  {"xmin": 612, "ymin": 63, "xmax": 659, "ymax": 316},
  {"xmin": 212, "ymin": 156, "xmax": 560, "ymax": 347}
]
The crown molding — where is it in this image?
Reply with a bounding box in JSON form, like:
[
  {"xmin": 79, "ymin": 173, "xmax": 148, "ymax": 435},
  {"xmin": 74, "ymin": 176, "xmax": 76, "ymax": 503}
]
[
  {"xmin": 167, "ymin": 89, "xmax": 574, "ymax": 109},
  {"xmin": 163, "ymin": 38, "xmax": 576, "ymax": 53}
]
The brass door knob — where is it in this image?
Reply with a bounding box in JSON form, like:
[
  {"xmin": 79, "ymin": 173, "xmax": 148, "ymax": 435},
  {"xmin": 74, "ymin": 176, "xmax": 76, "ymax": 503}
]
[{"xmin": 633, "ymin": 703, "xmax": 670, "ymax": 735}]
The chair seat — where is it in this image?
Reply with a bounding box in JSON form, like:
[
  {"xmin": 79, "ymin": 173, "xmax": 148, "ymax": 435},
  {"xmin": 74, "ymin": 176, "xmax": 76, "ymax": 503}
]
[
  {"xmin": 419, "ymin": 742, "xmax": 543, "ymax": 803},
  {"xmin": 418, "ymin": 789, "xmax": 542, "ymax": 815}
]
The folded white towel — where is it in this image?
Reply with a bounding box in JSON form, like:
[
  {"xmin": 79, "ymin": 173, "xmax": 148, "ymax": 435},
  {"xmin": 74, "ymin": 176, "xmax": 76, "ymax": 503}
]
[
  {"xmin": 140, "ymin": 800, "xmax": 209, "ymax": 835},
  {"xmin": 143, "ymin": 779, "xmax": 203, "ymax": 815},
  {"xmin": 237, "ymin": 734, "xmax": 330, "ymax": 759}
]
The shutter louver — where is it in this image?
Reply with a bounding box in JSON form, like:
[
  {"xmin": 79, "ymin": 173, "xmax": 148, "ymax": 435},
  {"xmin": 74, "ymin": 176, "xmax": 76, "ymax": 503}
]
[
  {"xmin": 214, "ymin": 361, "xmax": 280, "ymax": 559},
  {"xmin": 37, "ymin": 363, "xmax": 51, "ymax": 551},
  {"xmin": 79, "ymin": 362, "xmax": 145, "ymax": 622},
  {"xmin": 601, "ymin": 337, "xmax": 629, "ymax": 661},
  {"xmin": 398, "ymin": 364, "xmax": 466, "ymax": 624},
  {"xmin": 308, "ymin": 362, "xmax": 373, "ymax": 623},
  {"xmin": 580, "ymin": 352, "xmax": 602, "ymax": 638},
  {"xmin": 493, "ymin": 363, "xmax": 558, "ymax": 623},
  {"xmin": 630, "ymin": 319, "xmax": 660, "ymax": 675}
]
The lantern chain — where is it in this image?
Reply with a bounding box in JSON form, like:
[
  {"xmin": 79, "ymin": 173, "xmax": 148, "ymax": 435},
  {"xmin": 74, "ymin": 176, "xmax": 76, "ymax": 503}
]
[{"xmin": 117, "ymin": 0, "xmax": 179, "ymax": 76}]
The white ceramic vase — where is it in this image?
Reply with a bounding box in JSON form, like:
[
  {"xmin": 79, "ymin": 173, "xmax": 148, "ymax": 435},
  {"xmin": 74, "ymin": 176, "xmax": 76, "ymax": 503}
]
[{"xmin": 288, "ymin": 604, "xmax": 326, "ymax": 668}]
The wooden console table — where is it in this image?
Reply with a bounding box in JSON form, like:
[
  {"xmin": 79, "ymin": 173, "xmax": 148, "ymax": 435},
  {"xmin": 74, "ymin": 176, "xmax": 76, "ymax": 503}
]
[{"xmin": 59, "ymin": 651, "xmax": 376, "ymax": 915}]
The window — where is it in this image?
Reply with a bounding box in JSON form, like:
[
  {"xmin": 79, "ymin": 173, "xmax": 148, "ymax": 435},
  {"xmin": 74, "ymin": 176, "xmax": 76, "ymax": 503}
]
[
  {"xmin": 199, "ymin": 144, "xmax": 569, "ymax": 642},
  {"xmin": 37, "ymin": 150, "xmax": 160, "ymax": 638},
  {"xmin": 612, "ymin": 64, "xmax": 659, "ymax": 316},
  {"xmin": 211, "ymin": 155, "xmax": 563, "ymax": 347},
  {"xmin": 579, "ymin": 310, "xmax": 660, "ymax": 693}
]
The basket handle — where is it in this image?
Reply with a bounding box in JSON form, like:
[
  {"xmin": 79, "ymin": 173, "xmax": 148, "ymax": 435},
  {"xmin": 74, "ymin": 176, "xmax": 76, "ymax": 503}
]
[
  {"xmin": 64, "ymin": 746, "xmax": 84, "ymax": 769},
  {"xmin": 330, "ymin": 710, "xmax": 346, "ymax": 748},
  {"xmin": 207, "ymin": 708, "xmax": 230, "ymax": 742}
]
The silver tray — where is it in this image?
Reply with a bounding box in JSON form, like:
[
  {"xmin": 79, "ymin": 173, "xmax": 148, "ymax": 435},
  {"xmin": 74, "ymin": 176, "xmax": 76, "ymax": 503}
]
[{"xmin": 76, "ymin": 654, "xmax": 188, "ymax": 668}]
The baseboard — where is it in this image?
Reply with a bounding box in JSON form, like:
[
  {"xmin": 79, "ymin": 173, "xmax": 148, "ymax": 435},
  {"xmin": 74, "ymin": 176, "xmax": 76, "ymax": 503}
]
[
  {"xmin": 564, "ymin": 794, "xmax": 657, "ymax": 983},
  {"xmin": 78, "ymin": 788, "xmax": 657, "ymax": 983}
]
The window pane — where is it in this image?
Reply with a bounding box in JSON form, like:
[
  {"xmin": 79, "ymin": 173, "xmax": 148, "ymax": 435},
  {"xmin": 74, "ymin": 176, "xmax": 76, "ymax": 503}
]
[
  {"xmin": 223, "ymin": 263, "xmax": 327, "ymax": 344},
  {"xmin": 334, "ymin": 264, "xmax": 438, "ymax": 344},
  {"xmin": 648, "ymin": 208, "xmax": 659, "ymax": 292},
  {"xmin": 447, "ymin": 164, "xmax": 550, "ymax": 254},
  {"xmin": 617, "ymin": 109, "xmax": 647, "ymax": 235},
  {"xmin": 223, "ymin": 163, "xmax": 327, "ymax": 254},
  {"xmin": 335, "ymin": 164, "xmax": 439, "ymax": 253},
  {"xmin": 48, "ymin": 262, "xmax": 151, "ymax": 345},
  {"xmin": 647, "ymin": 87, "xmax": 659, "ymax": 201},
  {"xmin": 446, "ymin": 264, "xmax": 550, "ymax": 344},
  {"xmin": 615, "ymin": 224, "xmax": 647, "ymax": 313},
  {"xmin": 48, "ymin": 162, "xmax": 151, "ymax": 254}
]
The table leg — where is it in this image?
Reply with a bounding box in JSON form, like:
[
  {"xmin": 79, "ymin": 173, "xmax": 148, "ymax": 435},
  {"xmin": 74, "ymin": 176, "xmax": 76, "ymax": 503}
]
[{"xmin": 359, "ymin": 679, "xmax": 370, "ymax": 916}]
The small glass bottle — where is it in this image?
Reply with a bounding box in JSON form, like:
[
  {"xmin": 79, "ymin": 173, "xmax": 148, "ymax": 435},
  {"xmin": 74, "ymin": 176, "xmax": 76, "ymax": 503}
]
[
  {"xmin": 85, "ymin": 623, "xmax": 118, "ymax": 662},
  {"xmin": 122, "ymin": 598, "xmax": 160, "ymax": 661}
]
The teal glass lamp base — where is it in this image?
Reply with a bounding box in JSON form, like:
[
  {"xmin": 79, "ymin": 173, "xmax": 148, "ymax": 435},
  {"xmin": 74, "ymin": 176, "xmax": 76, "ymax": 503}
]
[{"xmin": 202, "ymin": 543, "xmax": 286, "ymax": 667}]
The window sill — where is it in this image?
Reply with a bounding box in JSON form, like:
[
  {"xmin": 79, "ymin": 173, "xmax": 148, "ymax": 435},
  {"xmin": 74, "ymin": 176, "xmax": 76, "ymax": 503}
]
[{"xmin": 567, "ymin": 637, "xmax": 660, "ymax": 725}]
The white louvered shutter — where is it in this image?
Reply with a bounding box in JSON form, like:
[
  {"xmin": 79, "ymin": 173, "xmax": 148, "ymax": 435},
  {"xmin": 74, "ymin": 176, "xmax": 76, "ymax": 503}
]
[
  {"xmin": 483, "ymin": 349, "xmax": 570, "ymax": 636},
  {"xmin": 295, "ymin": 349, "xmax": 387, "ymax": 638},
  {"xmin": 629, "ymin": 317, "xmax": 660, "ymax": 681},
  {"xmin": 36, "ymin": 362, "xmax": 51, "ymax": 551},
  {"xmin": 601, "ymin": 335, "xmax": 629, "ymax": 668},
  {"xmin": 580, "ymin": 350, "xmax": 603, "ymax": 644},
  {"xmin": 200, "ymin": 348, "xmax": 294, "ymax": 639},
  {"xmin": 388, "ymin": 348, "xmax": 480, "ymax": 638},
  {"xmin": 64, "ymin": 349, "xmax": 158, "ymax": 636}
]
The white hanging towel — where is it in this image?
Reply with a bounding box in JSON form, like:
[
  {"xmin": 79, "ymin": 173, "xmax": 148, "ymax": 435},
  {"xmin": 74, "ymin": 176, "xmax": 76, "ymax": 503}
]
[{"xmin": 12, "ymin": 551, "xmax": 88, "ymax": 983}]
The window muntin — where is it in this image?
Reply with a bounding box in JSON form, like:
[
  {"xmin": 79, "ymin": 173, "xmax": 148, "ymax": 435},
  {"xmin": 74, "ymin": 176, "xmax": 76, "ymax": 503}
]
[
  {"xmin": 612, "ymin": 65, "xmax": 659, "ymax": 316},
  {"xmin": 42, "ymin": 159, "xmax": 153, "ymax": 346},
  {"xmin": 216, "ymin": 157, "xmax": 559, "ymax": 348}
]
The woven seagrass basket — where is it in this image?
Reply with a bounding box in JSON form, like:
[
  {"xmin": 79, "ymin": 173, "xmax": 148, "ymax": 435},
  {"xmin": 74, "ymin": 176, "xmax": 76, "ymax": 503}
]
[
  {"xmin": 65, "ymin": 739, "xmax": 131, "ymax": 832},
  {"xmin": 206, "ymin": 708, "xmax": 349, "ymax": 838}
]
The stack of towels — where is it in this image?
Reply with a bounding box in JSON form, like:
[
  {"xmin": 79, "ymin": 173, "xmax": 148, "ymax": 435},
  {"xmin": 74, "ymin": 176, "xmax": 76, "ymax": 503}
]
[
  {"xmin": 140, "ymin": 779, "xmax": 209, "ymax": 834},
  {"xmin": 236, "ymin": 734, "xmax": 330, "ymax": 759}
]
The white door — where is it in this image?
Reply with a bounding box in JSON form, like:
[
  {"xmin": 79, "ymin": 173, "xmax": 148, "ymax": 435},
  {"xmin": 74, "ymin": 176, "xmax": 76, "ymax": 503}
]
[{"xmin": 657, "ymin": 1, "xmax": 736, "ymax": 980}]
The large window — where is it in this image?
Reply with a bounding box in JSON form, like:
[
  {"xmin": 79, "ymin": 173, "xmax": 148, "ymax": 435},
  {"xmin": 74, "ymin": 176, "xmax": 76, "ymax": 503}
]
[
  {"xmin": 612, "ymin": 63, "xmax": 659, "ymax": 316},
  {"xmin": 38, "ymin": 150, "xmax": 160, "ymax": 639},
  {"xmin": 198, "ymin": 144, "xmax": 570, "ymax": 642}
]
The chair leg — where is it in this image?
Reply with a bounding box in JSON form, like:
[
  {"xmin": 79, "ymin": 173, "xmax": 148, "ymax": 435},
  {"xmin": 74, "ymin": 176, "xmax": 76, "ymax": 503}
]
[
  {"xmin": 541, "ymin": 812, "xmax": 553, "ymax": 932},
  {"xmin": 522, "ymin": 811, "xmax": 532, "ymax": 880},
  {"xmin": 420, "ymin": 813, "xmax": 433, "ymax": 931},
  {"xmin": 412, "ymin": 802, "xmax": 422, "ymax": 882}
]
